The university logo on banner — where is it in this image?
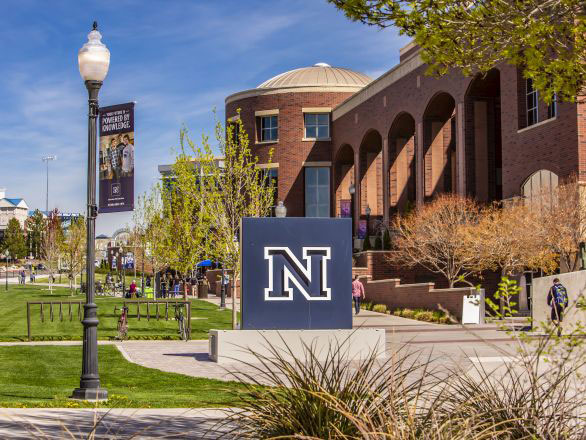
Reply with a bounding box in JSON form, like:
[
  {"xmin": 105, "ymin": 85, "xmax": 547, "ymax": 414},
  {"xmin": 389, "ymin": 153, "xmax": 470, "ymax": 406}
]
[
  {"xmin": 98, "ymin": 102, "xmax": 135, "ymax": 213},
  {"xmin": 240, "ymin": 217, "xmax": 352, "ymax": 330}
]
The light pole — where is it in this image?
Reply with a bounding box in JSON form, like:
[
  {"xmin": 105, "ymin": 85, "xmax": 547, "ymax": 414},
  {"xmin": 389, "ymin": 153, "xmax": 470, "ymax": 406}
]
[
  {"xmin": 72, "ymin": 21, "xmax": 110, "ymax": 402},
  {"xmin": 119, "ymin": 246, "xmax": 126, "ymax": 295},
  {"xmin": 349, "ymin": 183, "xmax": 356, "ymax": 236},
  {"xmin": 4, "ymin": 250, "xmax": 9, "ymax": 291},
  {"xmin": 41, "ymin": 155, "xmax": 57, "ymax": 213}
]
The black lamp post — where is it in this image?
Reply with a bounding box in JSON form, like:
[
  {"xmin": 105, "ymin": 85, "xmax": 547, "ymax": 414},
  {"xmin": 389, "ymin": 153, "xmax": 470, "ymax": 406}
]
[
  {"xmin": 72, "ymin": 21, "xmax": 110, "ymax": 401},
  {"xmin": 4, "ymin": 250, "xmax": 9, "ymax": 291},
  {"xmin": 119, "ymin": 246, "xmax": 126, "ymax": 295}
]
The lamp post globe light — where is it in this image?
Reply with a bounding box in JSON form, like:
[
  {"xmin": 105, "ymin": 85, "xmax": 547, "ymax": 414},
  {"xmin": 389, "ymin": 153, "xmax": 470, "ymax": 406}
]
[
  {"xmin": 275, "ymin": 200, "xmax": 287, "ymax": 218},
  {"xmin": 72, "ymin": 21, "xmax": 110, "ymax": 401}
]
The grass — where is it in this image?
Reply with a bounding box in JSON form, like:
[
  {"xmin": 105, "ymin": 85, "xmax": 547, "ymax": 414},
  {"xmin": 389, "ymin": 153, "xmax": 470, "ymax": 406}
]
[
  {"xmin": 0, "ymin": 345, "xmax": 246, "ymax": 408},
  {"xmin": 0, "ymin": 284, "xmax": 234, "ymax": 341}
]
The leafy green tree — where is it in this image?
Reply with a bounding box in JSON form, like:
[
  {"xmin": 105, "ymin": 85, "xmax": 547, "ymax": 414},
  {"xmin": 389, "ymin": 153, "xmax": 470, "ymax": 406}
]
[
  {"xmin": 42, "ymin": 210, "xmax": 64, "ymax": 294},
  {"xmin": 131, "ymin": 185, "xmax": 169, "ymax": 297},
  {"xmin": 178, "ymin": 114, "xmax": 275, "ymax": 329},
  {"xmin": 60, "ymin": 216, "xmax": 86, "ymax": 294},
  {"xmin": 25, "ymin": 209, "xmax": 46, "ymax": 258},
  {"xmin": 328, "ymin": 0, "xmax": 585, "ymax": 102},
  {"xmin": 4, "ymin": 218, "xmax": 27, "ymax": 259}
]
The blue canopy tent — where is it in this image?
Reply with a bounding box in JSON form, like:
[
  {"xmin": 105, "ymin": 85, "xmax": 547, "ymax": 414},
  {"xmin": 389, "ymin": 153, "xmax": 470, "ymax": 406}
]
[{"xmin": 197, "ymin": 259, "xmax": 212, "ymax": 267}]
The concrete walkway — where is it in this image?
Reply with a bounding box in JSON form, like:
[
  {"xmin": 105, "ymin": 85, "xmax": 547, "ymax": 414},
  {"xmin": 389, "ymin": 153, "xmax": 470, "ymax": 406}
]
[{"xmin": 0, "ymin": 408, "xmax": 234, "ymax": 439}]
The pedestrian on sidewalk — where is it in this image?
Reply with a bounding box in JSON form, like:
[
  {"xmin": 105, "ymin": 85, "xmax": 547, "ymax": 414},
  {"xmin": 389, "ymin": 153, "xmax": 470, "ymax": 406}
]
[
  {"xmin": 547, "ymin": 277, "xmax": 569, "ymax": 336},
  {"xmin": 352, "ymin": 275, "xmax": 365, "ymax": 315},
  {"xmin": 20, "ymin": 270, "xmax": 26, "ymax": 285}
]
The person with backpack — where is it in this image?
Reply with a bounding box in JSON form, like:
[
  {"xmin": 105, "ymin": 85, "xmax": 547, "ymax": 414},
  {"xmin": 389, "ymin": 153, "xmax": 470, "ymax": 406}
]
[{"xmin": 547, "ymin": 278, "xmax": 569, "ymax": 336}]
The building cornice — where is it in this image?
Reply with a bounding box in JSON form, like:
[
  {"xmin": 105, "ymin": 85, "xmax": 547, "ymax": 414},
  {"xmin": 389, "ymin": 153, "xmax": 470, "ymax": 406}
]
[{"xmin": 332, "ymin": 54, "xmax": 425, "ymax": 121}]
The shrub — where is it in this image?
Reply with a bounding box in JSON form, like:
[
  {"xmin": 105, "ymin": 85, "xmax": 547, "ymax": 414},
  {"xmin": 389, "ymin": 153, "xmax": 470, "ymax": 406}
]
[
  {"xmin": 414, "ymin": 310, "xmax": 434, "ymax": 322},
  {"xmin": 401, "ymin": 308, "xmax": 416, "ymax": 319},
  {"xmin": 372, "ymin": 304, "xmax": 388, "ymax": 314},
  {"xmin": 374, "ymin": 235, "xmax": 382, "ymax": 250},
  {"xmin": 360, "ymin": 301, "xmax": 372, "ymax": 310}
]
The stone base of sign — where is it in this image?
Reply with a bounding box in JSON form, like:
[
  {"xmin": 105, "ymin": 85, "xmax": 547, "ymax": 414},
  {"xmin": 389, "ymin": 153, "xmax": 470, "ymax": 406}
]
[{"xmin": 208, "ymin": 328, "xmax": 386, "ymax": 364}]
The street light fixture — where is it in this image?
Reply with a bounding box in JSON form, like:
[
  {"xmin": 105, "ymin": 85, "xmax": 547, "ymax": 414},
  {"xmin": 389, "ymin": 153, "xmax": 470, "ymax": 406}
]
[
  {"xmin": 41, "ymin": 155, "xmax": 57, "ymax": 214},
  {"xmin": 72, "ymin": 21, "xmax": 110, "ymax": 402},
  {"xmin": 4, "ymin": 250, "xmax": 9, "ymax": 291}
]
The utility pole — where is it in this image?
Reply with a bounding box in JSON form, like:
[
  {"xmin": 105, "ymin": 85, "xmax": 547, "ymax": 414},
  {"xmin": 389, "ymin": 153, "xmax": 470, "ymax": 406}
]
[{"xmin": 41, "ymin": 155, "xmax": 57, "ymax": 213}]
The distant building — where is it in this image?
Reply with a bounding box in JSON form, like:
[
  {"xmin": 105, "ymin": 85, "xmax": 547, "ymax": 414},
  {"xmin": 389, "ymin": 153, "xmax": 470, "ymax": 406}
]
[{"xmin": 0, "ymin": 188, "xmax": 29, "ymax": 240}]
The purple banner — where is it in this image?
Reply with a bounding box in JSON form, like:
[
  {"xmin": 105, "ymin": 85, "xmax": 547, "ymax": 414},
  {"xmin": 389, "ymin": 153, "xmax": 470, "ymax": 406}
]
[
  {"xmin": 99, "ymin": 102, "xmax": 135, "ymax": 213},
  {"xmin": 340, "ymin": 199, "xmax": 351, "ymax": 218},
  {"xmin": 357, "ymin": 220, "xmax": 367, "ymax": 239}
]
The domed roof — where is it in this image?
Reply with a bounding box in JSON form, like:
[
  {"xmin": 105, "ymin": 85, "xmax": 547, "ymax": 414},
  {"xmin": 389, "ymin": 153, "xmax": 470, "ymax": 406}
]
[{"xmin": 257, "ymin": 63, "xmax": 371, "ymax": 89}]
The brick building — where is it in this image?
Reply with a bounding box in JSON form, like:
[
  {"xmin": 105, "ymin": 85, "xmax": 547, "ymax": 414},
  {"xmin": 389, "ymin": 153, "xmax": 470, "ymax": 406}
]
[{"xmin": 226, "ymin": 43, "xmax": 585, "ymax": 235}]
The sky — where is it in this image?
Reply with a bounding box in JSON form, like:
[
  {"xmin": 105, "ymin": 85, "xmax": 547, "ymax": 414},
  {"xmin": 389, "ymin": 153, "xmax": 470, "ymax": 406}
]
[{"xmin": 0, "ymin": 0, "xmax": 408, "ymax": 235}]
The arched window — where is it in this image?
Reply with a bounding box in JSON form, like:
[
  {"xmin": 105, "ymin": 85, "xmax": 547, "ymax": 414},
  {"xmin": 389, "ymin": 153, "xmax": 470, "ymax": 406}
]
[{"xmin": 521, "ymin": 169, "xmax": 558, "ymax": 209}]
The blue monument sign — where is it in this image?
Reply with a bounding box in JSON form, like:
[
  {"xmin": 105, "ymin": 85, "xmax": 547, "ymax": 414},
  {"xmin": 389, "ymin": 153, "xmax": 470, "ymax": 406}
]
[{"xmin": 241, "ymin": 217, "xmax": 352, "ymax": 330}]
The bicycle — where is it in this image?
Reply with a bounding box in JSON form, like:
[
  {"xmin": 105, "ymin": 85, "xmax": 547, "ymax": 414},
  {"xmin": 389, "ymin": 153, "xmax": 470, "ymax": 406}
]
[
  {"xmin": 174, "ymin": 304, "xmax": 188, "ymax": 341},
  {"xmin": 117, "ymin": 306, "xmax": 129, "ymax": 340}
]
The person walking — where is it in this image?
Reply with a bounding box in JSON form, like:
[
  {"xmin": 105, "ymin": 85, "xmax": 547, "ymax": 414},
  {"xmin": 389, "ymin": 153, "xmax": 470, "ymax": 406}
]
[
  {"xmin": 20, "ymin": 270, "xmax": 26, "ymax": 285},
  {"xmin": 547, "ymin": 278, "xmax": 569, "ymax": 336},
  {"xmin": 352, "ymin": 274, "xmax": 365, "ymax": 315}
]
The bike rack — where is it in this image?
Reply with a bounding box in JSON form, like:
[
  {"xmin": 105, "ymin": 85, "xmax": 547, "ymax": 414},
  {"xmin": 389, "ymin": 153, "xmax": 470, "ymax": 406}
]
[
  {"xmin": 26, "ymin": 301, "xmax": 84, "ymax": 341},
  {"xmin": 119, "ymin": 300, "xmax": 192, "ymax": 340}
]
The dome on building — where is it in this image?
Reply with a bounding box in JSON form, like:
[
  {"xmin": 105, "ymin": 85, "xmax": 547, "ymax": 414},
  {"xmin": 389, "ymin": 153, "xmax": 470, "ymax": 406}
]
[{"xmin": 257, "ymin": 63, "xmax": 371, "ymax": 89}]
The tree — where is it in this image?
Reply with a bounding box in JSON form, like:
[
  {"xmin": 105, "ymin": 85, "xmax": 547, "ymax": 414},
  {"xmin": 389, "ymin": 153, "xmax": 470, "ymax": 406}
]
[
  {"xmin": 464, "ymin": 201, "xmax": 557, "ymax": 277},
  {"xmin": 4, "ymin": 218, "xmax": 27, "ymax": 260},
  {"xmin": 329, "ymin": 0, "xmax": 585, "ymax": 103},
  {"xmin": 182, "ymin": 114, "xmax": 275, "ymax": 329},
  {"xmin": 132, "ymin": 185, "xmax": 170, "ymax": 297},
  {"xmin": 60, "ymin": 216, "xmax": 86, "ymax": 294},
  {"xmin": 160, "ymin": 134, "xmax": 214, "ymax": 300},
  {"xmin": 25, "ymin": 209, "xmax": 46, "ymax": 259},
  {"xmin": 538, "ymin": 176, "xmax": 586, "ymax": 272},
  {"xmin": 42, "ymin": 210, "xmax": 64, "ymax": 294},
  {"xmin": 389, "ymin": 194, "xmax": 480, "ymax": 288}
]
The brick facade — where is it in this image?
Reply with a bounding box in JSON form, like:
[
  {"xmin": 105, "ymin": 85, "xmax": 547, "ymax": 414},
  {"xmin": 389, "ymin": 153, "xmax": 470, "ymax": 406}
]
[
  {"xmin": 224, "ymin": 52, "xmax": 583, "ymax": 308},
  {"xmin": 226, "ymin": 91, "xmax": 356, "ymax": 217}
]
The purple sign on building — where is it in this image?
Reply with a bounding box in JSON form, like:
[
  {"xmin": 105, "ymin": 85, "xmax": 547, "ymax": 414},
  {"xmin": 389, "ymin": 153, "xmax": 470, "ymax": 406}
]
[
  {"xmin": 357, "ymin": 220, "xmax": 367, "ymax": 239},
  {"xmin": 340, "ymin": 199, "xmax": 351, "ymax": 218}
]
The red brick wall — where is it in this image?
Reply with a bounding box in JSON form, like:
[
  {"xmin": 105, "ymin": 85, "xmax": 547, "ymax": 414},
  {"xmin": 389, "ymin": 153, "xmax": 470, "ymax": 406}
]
[
  {"xmin": 331, "ymin": 63, "xmax": 580, "ymax": 203},
  {"xmin": 360, "ymin": 277, "xmax": 475, "ymax": 321},
  {"xmin": 226, "ymin": 91, "xmax": 355, "ymax": 217}
]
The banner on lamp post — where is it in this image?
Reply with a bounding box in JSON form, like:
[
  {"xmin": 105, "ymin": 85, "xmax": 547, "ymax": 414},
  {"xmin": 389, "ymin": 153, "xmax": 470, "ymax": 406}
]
[{"xmin": 98, "ymin": 102, "xmax": 135, "ymax": 213}]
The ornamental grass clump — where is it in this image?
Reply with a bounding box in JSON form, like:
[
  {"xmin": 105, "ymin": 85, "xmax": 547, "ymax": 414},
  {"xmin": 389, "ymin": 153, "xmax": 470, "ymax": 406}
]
[
  {"xmin": 222, "ymin": 336, "xmax": 437, "ymax": 439},
  {"xmin": 219, "ymin": 325, "xmax": 585, "ymax": 439}
]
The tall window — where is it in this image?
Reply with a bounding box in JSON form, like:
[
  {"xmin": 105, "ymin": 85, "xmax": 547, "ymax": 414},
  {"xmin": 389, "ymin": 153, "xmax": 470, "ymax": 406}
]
[
  {"xmin": 547, "ymin": 93, "xmax": 557, "ymax": 119},
  {"xmin": 526, "ymin": 78, "xmax": 538, "ymax": 126},
  {"xmin": 261, "ymin": 115, "xmax": 278, "ymax": 141},
  {"xmin": 304, "ymin": 113, "xmax": 329, "ymax": 139},
  {"xmin": 305, "ymin": 167, "xmax": 330, "ymax": 217}
]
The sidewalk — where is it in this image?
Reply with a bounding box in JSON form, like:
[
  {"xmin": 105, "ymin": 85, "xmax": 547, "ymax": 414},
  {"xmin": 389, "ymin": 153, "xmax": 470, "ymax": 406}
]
[{"xmin": 0, "ymin": 408, "xmax": 234, "ymax": 439}]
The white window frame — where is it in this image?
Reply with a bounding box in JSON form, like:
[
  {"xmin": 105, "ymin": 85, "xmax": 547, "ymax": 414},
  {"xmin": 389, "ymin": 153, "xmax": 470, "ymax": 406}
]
[
  {"xmin": 547, "ymin": 92, "xmax": 557, "ymax": 119},
  {"xmin": 303, "ymin": 113, "xmax": 330, "ymax": 140},
  {"xmin": 304, "ymin": 167, "xmax": 330, "ymax": 218},
  {"xmin": 260, "ymin": 115, "xmax": 278, "ymax": 142},
  {"xmin": 526, "ymin": 78, "xmax": 538, "ymax": 127}
]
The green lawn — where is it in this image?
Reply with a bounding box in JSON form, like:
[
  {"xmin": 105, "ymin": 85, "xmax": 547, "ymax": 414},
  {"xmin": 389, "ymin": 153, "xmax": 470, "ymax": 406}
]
[
  {"xmin": 0, "ymin": 284, "xmax": 233, "ymax": 341},
  {"xmin": 0, "ymin": 345, "xmax": 246, "ymax": 408}
]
